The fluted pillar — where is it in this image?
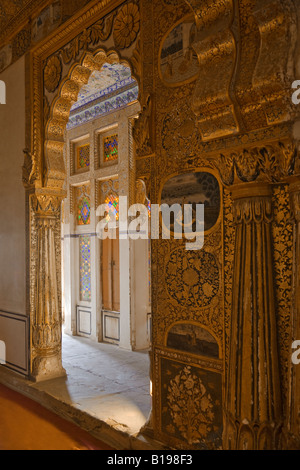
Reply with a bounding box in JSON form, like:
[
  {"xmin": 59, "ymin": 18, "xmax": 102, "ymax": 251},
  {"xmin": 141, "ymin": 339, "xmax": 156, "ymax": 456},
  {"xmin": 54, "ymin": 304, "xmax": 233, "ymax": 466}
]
[
  {"xmin": 30, "ymin": 192, "xmax": 66, "ymax": 381},
  {"xmin": 224, "ymin": 182, "xmax": 282, "ymax": 450}
]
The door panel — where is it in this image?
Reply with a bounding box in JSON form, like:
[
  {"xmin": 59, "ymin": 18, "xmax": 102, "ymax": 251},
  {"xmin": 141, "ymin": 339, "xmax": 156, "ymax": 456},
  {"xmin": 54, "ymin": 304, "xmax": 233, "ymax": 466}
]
[
  {"xmin": 102, "ymin": 229, "xmax": 120, "ymax": 313},
  {"xmin": 102, "ymin": 237, "xmax": 112, "ymax": 311},
  {"xmin": 112, "ymin": 234, "xmax": 120, "ymax": 312}
]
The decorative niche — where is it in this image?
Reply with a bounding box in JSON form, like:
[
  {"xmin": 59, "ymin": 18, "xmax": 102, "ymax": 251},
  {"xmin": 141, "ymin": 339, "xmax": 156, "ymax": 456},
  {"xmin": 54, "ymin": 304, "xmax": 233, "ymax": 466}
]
[{"xmin": 70, "ymin": 135, "xmax": 90, "ymax": 175}]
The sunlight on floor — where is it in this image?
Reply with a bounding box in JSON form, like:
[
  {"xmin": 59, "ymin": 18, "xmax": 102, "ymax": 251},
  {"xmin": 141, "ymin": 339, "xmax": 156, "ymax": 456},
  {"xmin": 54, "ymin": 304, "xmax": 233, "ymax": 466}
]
[{"xmin": 31, "ymin": 334, "xmax": 152, "ymax": 436}]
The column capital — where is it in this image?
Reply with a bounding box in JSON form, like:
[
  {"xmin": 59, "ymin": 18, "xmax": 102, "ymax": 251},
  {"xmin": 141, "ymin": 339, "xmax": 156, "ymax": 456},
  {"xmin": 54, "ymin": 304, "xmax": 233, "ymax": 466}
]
[
  {"xmin": 31, "ymin": 189, "xmax": 66, "ymax": 218},
  {"xmin": 231, "ymin": 182, "xmax": 273, "ymax": 225},
  {"xmin": 231, "ymin": 181, "xmax": 273, "ymax": 200}
]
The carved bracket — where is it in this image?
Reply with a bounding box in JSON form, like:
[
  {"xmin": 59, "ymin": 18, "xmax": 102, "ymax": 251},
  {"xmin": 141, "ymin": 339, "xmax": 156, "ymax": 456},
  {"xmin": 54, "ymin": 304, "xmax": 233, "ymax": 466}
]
[{"xmin": 215, "ymin": 140, "xmax": 298, "ymax": 186}]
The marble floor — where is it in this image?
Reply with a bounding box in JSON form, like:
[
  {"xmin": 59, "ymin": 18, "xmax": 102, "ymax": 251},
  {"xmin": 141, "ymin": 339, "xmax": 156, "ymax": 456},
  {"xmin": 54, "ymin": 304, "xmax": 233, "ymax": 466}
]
[{"xmin": 32, "ymin": 333, "xmax": 152, "ymax": 439}]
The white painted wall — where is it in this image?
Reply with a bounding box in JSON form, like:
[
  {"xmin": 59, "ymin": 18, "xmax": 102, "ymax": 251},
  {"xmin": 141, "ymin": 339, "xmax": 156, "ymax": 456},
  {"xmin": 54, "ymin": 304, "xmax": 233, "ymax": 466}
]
[
  {"xmin": 0, "ymin": 57, "xmax": 27, "ymax": 374},
  {"xmin": 0, "ymin": 57, "xmax": 26, "ymax": 315}
]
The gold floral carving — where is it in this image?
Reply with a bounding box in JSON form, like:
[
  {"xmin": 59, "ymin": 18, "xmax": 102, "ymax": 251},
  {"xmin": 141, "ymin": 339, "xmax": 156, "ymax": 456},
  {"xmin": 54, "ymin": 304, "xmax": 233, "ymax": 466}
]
[
  {"xmin": 216, "ymin": 140, "xmax": 297, "ymax": 186},
  {"xmin": 167, "ymin": 366, "xmax": 215, "ymax": 445},
  {"xmin": 113, "ymin": 2, "xmax": 140, "ymax": 49},
  {"xmin": 44, "ymin": 55, "xmax": 62, "ymax": 93},
  {"xmin": 165, "ymin": 249, "xmax": 220, "ymax": 309},
  {"xmin": 12, "ymin": 27, "xmax": 31, "ymax": 61},
  {"xmin": 272, "ymin": 186, "xmax": 293, "ymax": 433},
  {"xmin": 60, "ymin": 13, "xmax": 117, "ymax": 64},
  {"xmin": 22, "ymin": 148, "xmax": 38, "ymax": 188},
  {"xmin": 223, "ymin": 189, "xmax": 235, "ymax": 368},
  {"xmin": 31, "ymin": 192, "xmax": 64, "ymax": 217}
]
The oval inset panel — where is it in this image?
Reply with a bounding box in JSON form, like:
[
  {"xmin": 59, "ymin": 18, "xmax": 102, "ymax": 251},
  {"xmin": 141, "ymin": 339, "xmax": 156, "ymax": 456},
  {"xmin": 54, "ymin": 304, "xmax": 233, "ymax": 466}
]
[
  {"xmin": 160, "ymin": 19, "xmax": 199, "ymax": 86},
  {"xmin": 161, "ymin": 172, "xmax": 221, "ymax": 232}
]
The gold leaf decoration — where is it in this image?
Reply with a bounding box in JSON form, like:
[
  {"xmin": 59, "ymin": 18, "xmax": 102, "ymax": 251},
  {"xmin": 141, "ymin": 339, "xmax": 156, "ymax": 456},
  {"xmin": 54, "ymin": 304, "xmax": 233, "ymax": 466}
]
[
  {"xmin": 113, "ymin": 2, "xmax": 140, "ymax": 49},
  {"xmin": 44, "ymin": 55, "xmax": 62, "ymax": 93},
  {"xmin": 167, "ymin": 366, "xmax": 215, "ymax": 445},
  {"xmin": 60, "ymin": 13, "xmax": 116, "ymax": 65}
]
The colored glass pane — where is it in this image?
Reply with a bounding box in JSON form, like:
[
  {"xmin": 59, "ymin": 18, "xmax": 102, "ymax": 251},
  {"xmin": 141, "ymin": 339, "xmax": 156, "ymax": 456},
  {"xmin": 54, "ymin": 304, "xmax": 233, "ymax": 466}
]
[
  {"xmin": 104, "ymin": 194, "xmax": 119, "ymax": 222},
  {"xmin": 147, "ymin": 199, "xmax": 151, "ymax": 218},
  {"xmin": 78, "ymin": 196, "xmax": 91, "ymax": 225},
  {"xmin": 104, "ymin": 135, "xmax": 118, "ymax": 162},
  {"xmin": 79, "ymin": 235, "xmax": 91, "ymax": 302},
  {"xmin": 77, "ymin": 144, "xmax": 90, "ymax": 169}
]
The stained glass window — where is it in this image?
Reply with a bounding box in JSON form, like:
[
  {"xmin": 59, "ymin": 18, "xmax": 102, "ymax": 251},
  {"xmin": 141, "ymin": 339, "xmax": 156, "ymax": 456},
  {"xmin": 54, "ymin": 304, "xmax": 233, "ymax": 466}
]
[
  {"xmin": 76, "ymin": 184, "xmax": 91, "ymax": 225},
  {"xmin": 103, "ymin": 134, "xmax": 118, "ymax": 162},
  {"xmin": 104, "ymin": 194, "xmax": 119, "ymax": 222},
  {"xmin": 77, "ymin": 144, "xmax": 90, "ymax": 169},
  {"xmin": 79, "ymin": 235, "xmax": 91, "ymax": 302},
  {"xmin": 147, "ymin": 198, "xmax": 151, "ymax": 218}
]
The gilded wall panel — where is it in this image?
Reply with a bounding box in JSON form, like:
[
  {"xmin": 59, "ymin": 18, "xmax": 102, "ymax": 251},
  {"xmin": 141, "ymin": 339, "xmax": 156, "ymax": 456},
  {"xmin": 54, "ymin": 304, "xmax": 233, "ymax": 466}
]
[{"xmin": 272, "ymin": 185, "xmax": 293, "ymax": 418}]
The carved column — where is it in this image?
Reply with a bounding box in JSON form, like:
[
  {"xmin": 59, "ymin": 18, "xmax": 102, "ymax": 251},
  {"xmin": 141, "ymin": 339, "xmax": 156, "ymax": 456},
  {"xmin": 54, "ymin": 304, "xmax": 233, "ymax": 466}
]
[
  {"xmin": 30, "ymin": 192, "xmax": 66, "ymax": 381},
  {"xmin": 224, "ymin": 182, "xmax": 282, "ymax": 450}
]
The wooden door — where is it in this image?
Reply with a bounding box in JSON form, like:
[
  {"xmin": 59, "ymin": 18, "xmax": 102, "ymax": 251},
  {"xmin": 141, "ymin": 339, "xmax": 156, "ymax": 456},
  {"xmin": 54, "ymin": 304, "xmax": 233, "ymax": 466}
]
[{"xmin": 102, "ymin": 229, "xmax": 120, "ymax": 312}]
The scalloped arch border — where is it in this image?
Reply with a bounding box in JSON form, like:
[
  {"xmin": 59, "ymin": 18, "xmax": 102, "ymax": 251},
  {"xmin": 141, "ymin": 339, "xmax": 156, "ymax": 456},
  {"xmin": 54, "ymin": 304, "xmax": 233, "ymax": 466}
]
[{"xmin": 44, "ymin": 47, "xmax": 140, "ymax": 188}]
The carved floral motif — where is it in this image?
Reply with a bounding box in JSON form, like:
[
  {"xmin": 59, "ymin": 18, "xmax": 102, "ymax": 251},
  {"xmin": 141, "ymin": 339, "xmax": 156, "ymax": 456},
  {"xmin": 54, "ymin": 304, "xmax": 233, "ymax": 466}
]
[
  {"xmin": 44, "ymin": 55, "xmax": 62, "ymax": 93},
  {"xmin": 217, "ymin": 141, "xmax": 297, "ymax": 186},
  {"xmin": 167, "ymin": 366, "xmax": 215, "ymax": 445},
  {"xmin": 165, "ymin": 249, "xmax": 220, "ymax": 308},
  {"xmin": 113, "ymin": 2, "xmax": 140, "ymax": 49},
  {"xmin": 60, "ymin": 14, "xmax": 117, "ymax": 65}
]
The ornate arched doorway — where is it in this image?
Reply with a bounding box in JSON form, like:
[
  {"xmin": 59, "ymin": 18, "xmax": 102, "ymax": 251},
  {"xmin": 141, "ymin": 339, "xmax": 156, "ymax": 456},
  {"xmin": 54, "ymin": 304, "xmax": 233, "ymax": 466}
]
[{"xmin": 23, "ymin": 1, "xmax": 147, "ymax": 381}]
